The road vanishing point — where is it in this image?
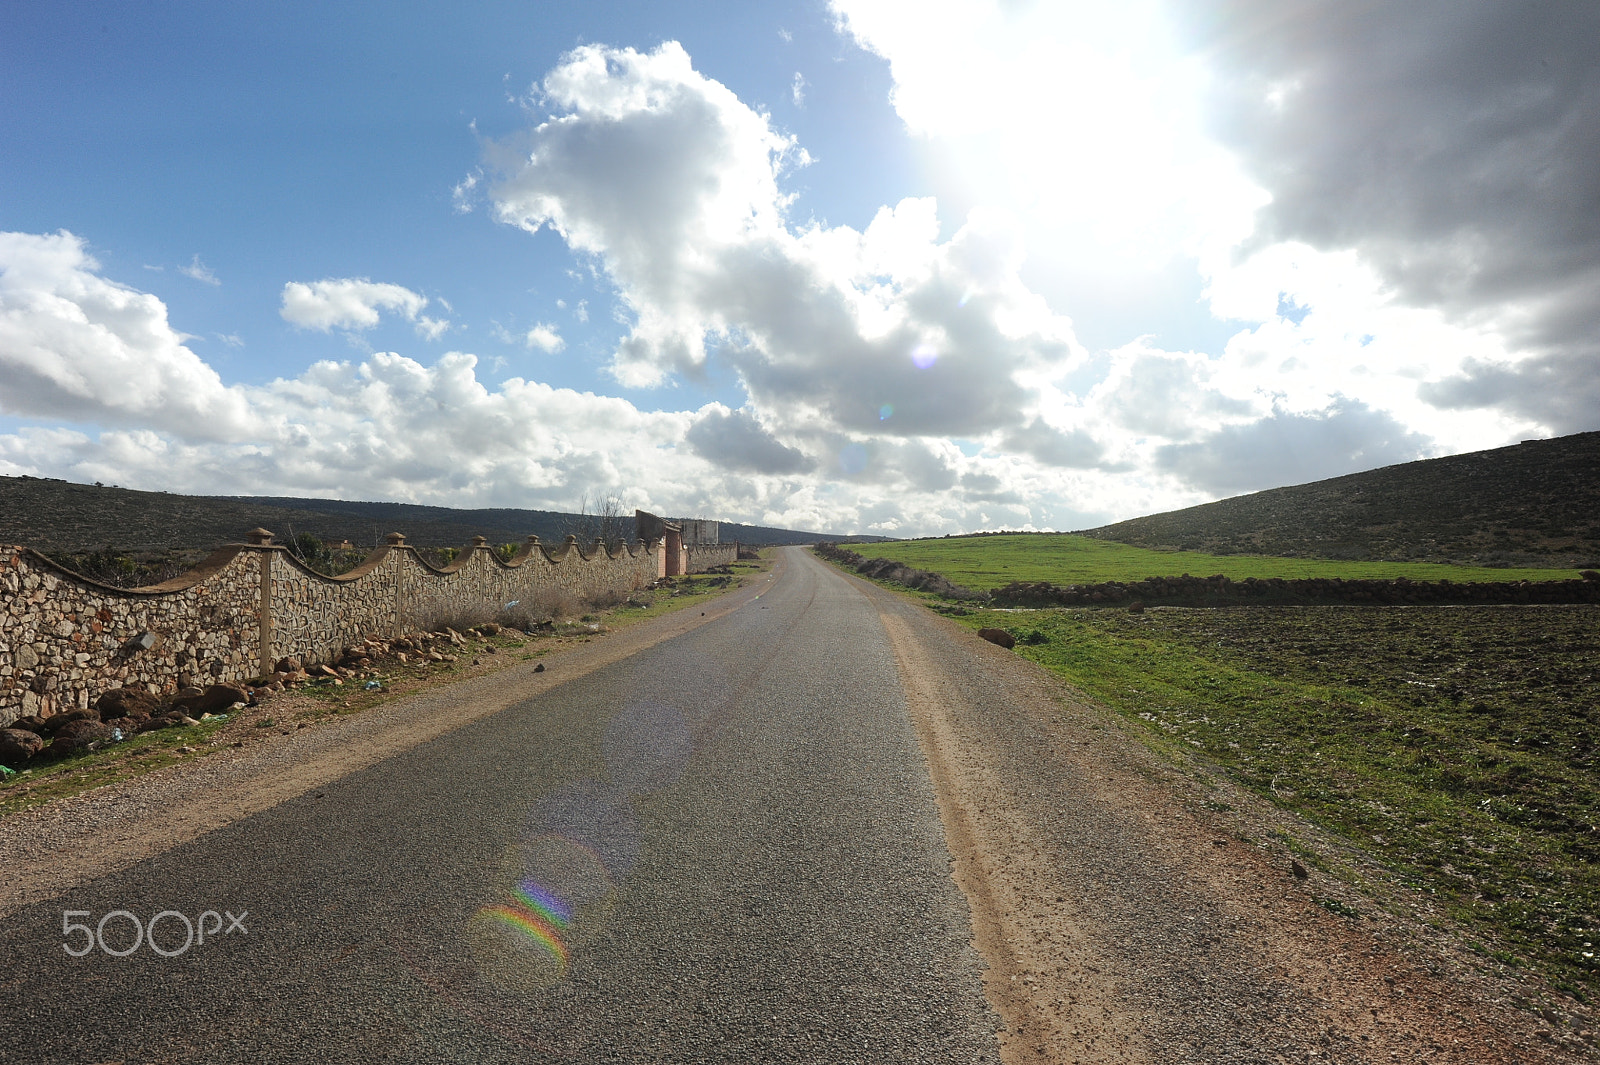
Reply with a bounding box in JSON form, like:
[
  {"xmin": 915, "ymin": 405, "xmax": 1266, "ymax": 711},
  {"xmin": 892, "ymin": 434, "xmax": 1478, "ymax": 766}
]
[{"xmin": 0, "ymin": 548, "xmax": 1551, "ymax": 1063}]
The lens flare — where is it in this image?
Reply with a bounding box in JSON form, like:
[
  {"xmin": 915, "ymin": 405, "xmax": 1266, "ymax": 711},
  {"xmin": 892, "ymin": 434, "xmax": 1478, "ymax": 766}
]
[
  {"xmin": 878, "ymin": 403, "xmax": 894, "ymax": 421},
  {"xmin": 513, "ymin": 878, "xmax": 573, "ymax": 929},
  {"xmin": 479, "ymin": 903, "xmax": 570, "ymax": 965},
  {"xmin": 468, "ymin": 902, "xmax": 569, "ymax": 991},
  {"xmin": 468, "ymin": 824, "xmax": 622, "ymax": 992},
  {"xmin": 912, "ymin": 343, "xmax": 938, "ymax": 368},
  {"xmin": 532, "ymin": 778, "xmax": 640, "ymax": 877}
]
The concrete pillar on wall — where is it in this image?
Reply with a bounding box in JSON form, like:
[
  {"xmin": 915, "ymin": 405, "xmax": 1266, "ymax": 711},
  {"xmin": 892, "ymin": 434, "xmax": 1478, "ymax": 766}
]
[
  {"xmin": 386, "ymin": 532, "xmax": 409, "ymax": 636},
  {"xmin": 246, "ymin": 527, "xmax": 276, "ymax": 677}
]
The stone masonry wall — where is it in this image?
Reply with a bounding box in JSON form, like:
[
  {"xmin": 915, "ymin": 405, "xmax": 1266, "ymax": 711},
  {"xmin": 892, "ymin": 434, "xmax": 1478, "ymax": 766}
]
[
  {"xmin": 0, "ymin": 530, "xmax": 663, "ymax": 727},
  {"xmin": 268, "ymin": 546, "xmax": 402, "ymax": 671},
  {"xmin": 684, "ymin": 542, "xmax": 738, "ymax": 573},
  {"xmin": 0, "ymin": 545, "xmax": 263, "ymax": 726}
]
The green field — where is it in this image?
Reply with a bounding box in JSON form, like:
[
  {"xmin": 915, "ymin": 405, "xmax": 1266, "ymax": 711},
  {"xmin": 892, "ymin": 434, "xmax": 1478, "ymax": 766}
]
[
  {"xmin": 949, "ymin": 603, "xmax": 1599, "ymax": 1002},
  {"xmin": 862, "ymin": 534, "xmax": 1580, "ymax": 589}
]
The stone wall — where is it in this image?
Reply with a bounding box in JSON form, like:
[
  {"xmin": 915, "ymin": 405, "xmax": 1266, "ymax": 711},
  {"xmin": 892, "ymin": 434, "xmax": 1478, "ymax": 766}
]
[
  {"xmin": 0, "ymin": 529, "xmax": 662, "ymax": 726},
  {"xmin": 684, "ymin": 542, "xmax": 738, "ymax": 573},
  {"xmin": 0, "ymin": 545, "xmax": 262, "ymax": 725}
]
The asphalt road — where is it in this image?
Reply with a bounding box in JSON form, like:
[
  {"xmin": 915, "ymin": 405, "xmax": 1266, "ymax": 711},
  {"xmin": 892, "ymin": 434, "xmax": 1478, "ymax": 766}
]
[{"xmin": 0, "ymin": 548, "xmax": 1001, "ymax": 1063}]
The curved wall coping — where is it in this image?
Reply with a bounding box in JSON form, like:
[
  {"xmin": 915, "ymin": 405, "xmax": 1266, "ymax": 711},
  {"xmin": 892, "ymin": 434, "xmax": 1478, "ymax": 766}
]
[
  {"xmin": 8, "ymin": 530, "xmax": 664, "ymax": 596},
  {"xmin": 11, "ymin": 543, "xmax": 257, "ymax": 597}
]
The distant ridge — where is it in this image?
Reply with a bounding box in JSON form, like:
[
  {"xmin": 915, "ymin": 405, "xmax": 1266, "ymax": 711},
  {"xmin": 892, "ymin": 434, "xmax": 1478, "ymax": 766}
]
[
  {"xmin": 0, "ymin": 478, "xmax": 873, "ymax": 557},
  {"xmin": 1082, "ymin": 430, "xmax": 1600, "ymax": 568}
]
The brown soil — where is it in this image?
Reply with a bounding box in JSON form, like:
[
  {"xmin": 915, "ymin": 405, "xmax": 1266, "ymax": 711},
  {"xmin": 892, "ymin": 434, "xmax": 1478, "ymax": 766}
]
[{"xmin": 868, "ymin": 580, "xmax": 1594, "ymax": 1063}]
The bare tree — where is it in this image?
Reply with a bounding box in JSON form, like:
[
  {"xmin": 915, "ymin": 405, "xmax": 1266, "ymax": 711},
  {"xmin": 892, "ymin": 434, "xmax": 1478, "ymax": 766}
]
[{"xmin": 565, "ymin": 492, "xmax": 630, "ymax": 549}]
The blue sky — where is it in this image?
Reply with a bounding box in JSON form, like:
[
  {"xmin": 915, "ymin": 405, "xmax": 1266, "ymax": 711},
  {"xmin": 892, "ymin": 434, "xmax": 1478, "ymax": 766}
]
[{"xmin": 3, "ymin": 2, "xmax": 1597, "ymax": 535}]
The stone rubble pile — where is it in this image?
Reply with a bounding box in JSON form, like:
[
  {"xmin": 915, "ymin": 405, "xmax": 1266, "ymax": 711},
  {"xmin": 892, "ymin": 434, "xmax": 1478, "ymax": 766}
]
[{"xmin": 0, "ymin": 623, "xmax": 520, "ymax": 772}]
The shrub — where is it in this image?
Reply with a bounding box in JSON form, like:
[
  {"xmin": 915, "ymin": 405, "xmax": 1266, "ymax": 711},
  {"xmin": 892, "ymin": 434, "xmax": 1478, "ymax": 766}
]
[{"xmin": 411, "ymin": 600, "xmax": 498, "ymax": 634}]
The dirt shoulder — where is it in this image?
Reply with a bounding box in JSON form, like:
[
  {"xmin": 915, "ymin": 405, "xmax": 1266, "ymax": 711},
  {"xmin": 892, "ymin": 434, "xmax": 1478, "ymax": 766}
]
[
  {"xmin": 847, "ymin": 563, "xmax": 1594, "ymax": 1063},
  {"xmin": 0, "ymin": 556, "xmax": 780, "ymax": 919}
]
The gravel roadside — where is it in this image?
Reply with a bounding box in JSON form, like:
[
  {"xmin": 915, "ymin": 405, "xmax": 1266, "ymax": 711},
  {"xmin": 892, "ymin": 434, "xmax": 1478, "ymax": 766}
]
[{"xmin": 822, "ymin": 549, "xmax": 1593, "ymax": 1064}]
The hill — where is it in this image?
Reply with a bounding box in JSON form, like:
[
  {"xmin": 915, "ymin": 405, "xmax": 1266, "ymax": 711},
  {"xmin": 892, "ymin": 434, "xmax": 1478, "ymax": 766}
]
[
  {"xmin": 1082, "ymin": 431, "xmax": 1600, "ymax": 568},
  {"xmin": 0, "ymin": 477, "xmax": 865, "ymax": 558}
]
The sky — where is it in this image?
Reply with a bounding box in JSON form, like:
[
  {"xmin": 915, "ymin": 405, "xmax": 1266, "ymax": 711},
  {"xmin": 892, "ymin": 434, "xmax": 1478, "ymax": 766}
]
[{"xmin": 2, "ymin": 1, "xmax": 1597, "ymax": 536}]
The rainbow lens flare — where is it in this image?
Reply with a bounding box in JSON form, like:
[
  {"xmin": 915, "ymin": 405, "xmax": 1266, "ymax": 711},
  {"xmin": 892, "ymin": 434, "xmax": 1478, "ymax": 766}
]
[
  {"xmin": 513, "ymin": 878, "xmax": 572, "ymax": 929},
  {"xmin": 468, "ymin": 832, "xmax": 619, "ymax": 992},
  {"xmin": 479, "ymin": 903, "xmax": 570, "ymax": 966}
]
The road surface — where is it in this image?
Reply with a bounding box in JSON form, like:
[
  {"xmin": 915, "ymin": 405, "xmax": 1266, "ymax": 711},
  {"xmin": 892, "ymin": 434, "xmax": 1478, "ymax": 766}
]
[
  {"xmin": 1, "ymin": 548, "xmax": 999, "ymax": 1063},
  {"xmin": 0, "ymin": 548, "xmax": 1576, "ymax": 1063}
]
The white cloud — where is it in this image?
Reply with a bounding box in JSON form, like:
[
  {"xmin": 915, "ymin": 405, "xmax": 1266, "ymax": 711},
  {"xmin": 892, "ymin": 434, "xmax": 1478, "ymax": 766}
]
[
  {"xmin": 452, "ymin": 170, "xmax": 481, "ymax": 214},
  {"xmin": 483, "ymin": 42, "xmax": 1087, "ymax": 444},
  {"xmin": 12, "ymin": 16, "xmax": 1583, "ymax": 536},
  {"xmin": 685, "ymin": 405, "xmax": 813, "ymax": 474},
  {"xmin": 0, "ymin": 230, "xmax": 251, "ymax": 439},
  {"xmin": 524, "ymin": 323, "xmax": 564, "ymax": 353},
  {"xmin": 179, "ymin": 254, "xmax": 220, "ymax": 286},
  {"xmin": 791, "ymin": 71, "xmax": 807, "ymax": 107},
  {"xmin": 279, "ymin": 278, "xmax": 430, "ymax": 332},
  {"xmin": 0, "ymin": 226, "xmax": 1144, "ymax": 534},
  {"xmin": 1174, "ymin": 0, "xmax": 1600, "ymax": 436},
  {"xmin": 826, "ymin": 1, "xmax": 1581, "ymax": 489}
]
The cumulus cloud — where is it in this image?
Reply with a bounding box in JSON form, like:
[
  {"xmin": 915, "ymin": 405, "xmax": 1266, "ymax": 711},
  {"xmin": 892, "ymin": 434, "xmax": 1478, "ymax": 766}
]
[
  {"xmin": 524, "ymin": 323, "xmax": 565, "ymax": 353},
  {"xmin": 0, "ymin": 230, "xmax": 251, "ymax": 438},
  {"xmin": 18, "ymin": 20, "xmax": 1575, "ymax": 535},
  {"xmin": 1175, "ymin": 0, "xmax": 1600, "ymax": 430},
  {"xmin": 1001, "ymin": 418, "xmax": 1107, "ymax": 470},
  {"xmin": 685, "ymin": 406, "xmax": 813, "ymax": 474},
  {"xmin": 415, "ymin": 315, "xmax": 450, "ymax": 341},
  {"xmin": 482, "ymin": 42, "xmax": 1085, "ymax": 445},
  {"xmin": 0, "ymin": 229, "xmax": 1042, "ymax": 531},
  {"xmin": 279, "ymin": 278, "xmax": 432, "ymax": 332},
  {"xmin": 473, "ymin": 38, "xmax": 1496, "ymax": 522}
]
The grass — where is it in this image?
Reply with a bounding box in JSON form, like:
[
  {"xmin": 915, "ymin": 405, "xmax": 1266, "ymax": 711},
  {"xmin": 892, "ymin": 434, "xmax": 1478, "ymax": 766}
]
[
  {"xmin": 0, "ymin": 715, "xmax": 239, "ymax": 816},
  {"xmin": 862, "ymin": 534, "xmax": 1582, "ymax": 590},
  {"xmin": 947, "ymin": 602, "xmax": 1600, "ymax": 1002},
  {"xmin": 0, "ymin": 554, "xmax": 770, "ymax": 818}
]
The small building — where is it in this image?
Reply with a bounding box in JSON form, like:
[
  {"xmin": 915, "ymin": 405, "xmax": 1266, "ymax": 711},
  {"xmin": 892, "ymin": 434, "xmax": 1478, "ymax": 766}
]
[{"xmin": 676, "ymin": 519, "xmax": 719, "ymax": 545}]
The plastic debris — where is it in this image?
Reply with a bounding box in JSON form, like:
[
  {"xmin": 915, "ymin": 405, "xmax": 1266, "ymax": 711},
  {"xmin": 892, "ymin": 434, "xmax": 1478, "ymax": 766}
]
[
  {"xmin": 364, "ymin": 680, "xmax": 381, "ymax": 691},
  {"xmin": 111, "ymin": 728, "xmax": 125, "ymax": 742},
  {"xmin": 0, "ymin": 766, "xmax": 15, "ymax": 780}
]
